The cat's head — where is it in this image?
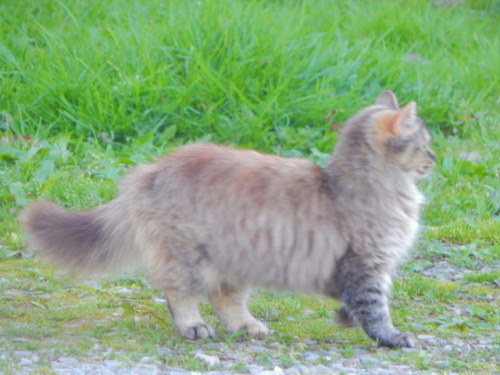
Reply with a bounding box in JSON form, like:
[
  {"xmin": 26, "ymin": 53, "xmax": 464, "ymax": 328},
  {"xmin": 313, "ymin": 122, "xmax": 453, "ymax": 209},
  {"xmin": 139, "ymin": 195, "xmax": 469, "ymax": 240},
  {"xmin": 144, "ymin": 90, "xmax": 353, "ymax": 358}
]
[{"xmin": 339, "ymin": 91, "xmax": 436, "ymax": 180}]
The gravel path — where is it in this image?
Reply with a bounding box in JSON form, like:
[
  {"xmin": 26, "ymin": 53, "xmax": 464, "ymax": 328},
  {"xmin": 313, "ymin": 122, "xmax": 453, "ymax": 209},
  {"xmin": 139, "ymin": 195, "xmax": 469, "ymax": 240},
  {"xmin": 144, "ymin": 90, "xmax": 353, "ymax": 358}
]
[
  {"xmin": 3, "ymin": 332, "xmax": 498, "ymax": 375},
  {"xmin": 2, "ymin": 260, "xmax": 498, "ymax": 375}
]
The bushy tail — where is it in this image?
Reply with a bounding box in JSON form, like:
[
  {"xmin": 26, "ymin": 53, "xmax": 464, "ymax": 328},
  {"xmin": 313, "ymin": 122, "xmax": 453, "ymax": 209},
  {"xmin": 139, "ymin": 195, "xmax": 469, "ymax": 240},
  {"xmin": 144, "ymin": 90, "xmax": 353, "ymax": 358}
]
[{"xmin": 20, "ymin": 200, "xmax": 138, "ymax": 276}]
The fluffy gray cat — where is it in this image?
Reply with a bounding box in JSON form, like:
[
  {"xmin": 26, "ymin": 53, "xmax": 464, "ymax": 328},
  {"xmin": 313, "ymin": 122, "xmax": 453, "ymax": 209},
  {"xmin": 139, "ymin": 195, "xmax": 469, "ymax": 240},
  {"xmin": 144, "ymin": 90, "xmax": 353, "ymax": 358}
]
[{"xmin": 21, "ymin": 90, "xmax": 435, "ymax": 348}]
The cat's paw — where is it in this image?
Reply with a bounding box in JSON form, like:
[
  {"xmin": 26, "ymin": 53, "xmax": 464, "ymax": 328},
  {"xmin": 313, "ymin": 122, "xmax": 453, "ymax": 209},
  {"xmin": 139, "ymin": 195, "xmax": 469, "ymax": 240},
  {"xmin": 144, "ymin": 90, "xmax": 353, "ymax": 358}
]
[
  {"xmin": 378, "ymin": 331, "xmax": 415, "ymax": 349},
  {"xmin": 242, "ymin": 321, "xmax": 270, "ymax": 340},
  {"xmin": 180, "ymin": 323, "xmax": 216, "ymax": 340}
]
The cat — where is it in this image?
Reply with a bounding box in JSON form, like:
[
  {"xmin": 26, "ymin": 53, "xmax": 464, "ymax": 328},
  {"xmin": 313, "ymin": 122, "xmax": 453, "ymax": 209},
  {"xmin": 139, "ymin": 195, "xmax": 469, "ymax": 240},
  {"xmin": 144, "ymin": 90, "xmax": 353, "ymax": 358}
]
[{"xmin": 20, "ymin": 90, "xmax": 436, "ymax": 348}]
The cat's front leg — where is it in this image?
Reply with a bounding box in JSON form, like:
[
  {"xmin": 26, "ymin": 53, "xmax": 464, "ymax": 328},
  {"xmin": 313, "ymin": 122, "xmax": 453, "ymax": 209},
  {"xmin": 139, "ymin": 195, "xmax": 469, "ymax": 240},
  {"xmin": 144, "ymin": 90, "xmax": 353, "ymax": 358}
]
[{"xmin": 338, "ymin": 266, "xmax": 415, "ymax": 348}]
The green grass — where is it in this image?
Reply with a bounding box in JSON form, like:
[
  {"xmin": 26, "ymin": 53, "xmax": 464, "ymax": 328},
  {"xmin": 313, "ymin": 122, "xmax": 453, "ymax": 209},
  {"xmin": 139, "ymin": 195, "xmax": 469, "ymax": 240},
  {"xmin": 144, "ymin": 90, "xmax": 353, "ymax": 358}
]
[{"xmin": 1, "ymin": 0, "xmax": 499, "ymax": 374}]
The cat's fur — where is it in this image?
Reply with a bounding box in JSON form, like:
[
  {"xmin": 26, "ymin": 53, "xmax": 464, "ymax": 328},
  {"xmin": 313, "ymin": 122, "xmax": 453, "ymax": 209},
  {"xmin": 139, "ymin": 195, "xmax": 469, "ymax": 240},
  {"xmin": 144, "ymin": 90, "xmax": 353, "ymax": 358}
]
[{"xmin": 21, "ymin": 91, "xmax": 435, "ymax": 348}]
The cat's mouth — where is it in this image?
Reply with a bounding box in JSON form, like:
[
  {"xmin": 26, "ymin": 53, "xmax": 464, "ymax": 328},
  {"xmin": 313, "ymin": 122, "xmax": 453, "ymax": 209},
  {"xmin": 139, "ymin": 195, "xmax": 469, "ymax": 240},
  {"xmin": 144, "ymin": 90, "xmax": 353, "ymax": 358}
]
[{"xmin": 417, "ymin": 162, "xmax": 435, "ymax": 177}]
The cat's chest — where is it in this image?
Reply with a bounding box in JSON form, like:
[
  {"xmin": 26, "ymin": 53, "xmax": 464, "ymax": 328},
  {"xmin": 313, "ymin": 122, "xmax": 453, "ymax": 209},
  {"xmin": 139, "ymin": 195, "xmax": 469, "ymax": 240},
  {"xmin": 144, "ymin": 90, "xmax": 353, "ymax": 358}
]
[{"xmin": 386, "ymin": 194, "xmax": 422, "ymax": 247}]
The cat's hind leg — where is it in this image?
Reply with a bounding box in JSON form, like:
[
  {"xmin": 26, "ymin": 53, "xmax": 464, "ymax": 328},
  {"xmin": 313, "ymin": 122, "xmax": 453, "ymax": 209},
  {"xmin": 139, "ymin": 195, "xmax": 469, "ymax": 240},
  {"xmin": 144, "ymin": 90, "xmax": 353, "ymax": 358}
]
[
  {"xmin": 141, "ymin": 234, "xmax": 216, "ymax": 340},
  {"xmin": 164, "ymin": 288, "xmax": 216, "ymax": 340},
  {"xmin": 209, "ymin": 284, "xmax": 269, "ymax": 340},
  {"xmin": 336, "ymin": 305, "xmax": 359, "ymax": 327}
]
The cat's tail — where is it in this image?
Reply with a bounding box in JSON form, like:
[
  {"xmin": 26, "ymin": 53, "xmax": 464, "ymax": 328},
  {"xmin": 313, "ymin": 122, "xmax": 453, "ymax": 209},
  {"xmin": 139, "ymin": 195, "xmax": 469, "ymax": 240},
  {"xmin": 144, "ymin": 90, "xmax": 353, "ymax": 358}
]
[{"xmin": 20, "ymin": 199, "xmax": 138, "ymax": 277}]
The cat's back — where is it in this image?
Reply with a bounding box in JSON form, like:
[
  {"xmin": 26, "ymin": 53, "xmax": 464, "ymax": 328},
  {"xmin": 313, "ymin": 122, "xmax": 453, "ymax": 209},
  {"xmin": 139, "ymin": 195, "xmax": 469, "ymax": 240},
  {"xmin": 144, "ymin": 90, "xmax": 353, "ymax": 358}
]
[
  {"xmin": 165, "ymin": 143, "xmax": 317, "ymax": 177},
  {"xmin": 123, "ymin": 142, "xmax": 328, "ymax": 226},
  {"xmin": 154, "ymin": 143, "xmax": 322, "ymax": 194}
]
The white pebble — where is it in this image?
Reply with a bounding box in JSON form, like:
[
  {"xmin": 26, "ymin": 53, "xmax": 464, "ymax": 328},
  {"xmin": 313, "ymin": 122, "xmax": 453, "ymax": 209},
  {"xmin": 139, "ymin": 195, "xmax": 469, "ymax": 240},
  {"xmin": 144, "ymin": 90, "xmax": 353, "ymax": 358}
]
[{"xmin": 194, "ymin": 353, "xmax": 220, "ymax": 367}]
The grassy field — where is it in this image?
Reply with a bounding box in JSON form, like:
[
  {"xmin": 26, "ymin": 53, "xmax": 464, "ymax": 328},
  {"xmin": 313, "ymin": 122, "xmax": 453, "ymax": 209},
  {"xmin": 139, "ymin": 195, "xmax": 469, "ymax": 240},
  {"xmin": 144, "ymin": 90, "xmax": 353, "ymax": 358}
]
[{"xmin": 0, "ymin": 0, "xmax": 499, "ymax": 374}]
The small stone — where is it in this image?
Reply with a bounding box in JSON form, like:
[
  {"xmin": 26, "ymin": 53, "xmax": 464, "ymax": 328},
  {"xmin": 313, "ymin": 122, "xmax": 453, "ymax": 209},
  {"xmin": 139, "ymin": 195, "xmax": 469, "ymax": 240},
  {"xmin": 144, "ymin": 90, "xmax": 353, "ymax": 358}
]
[
  {"xmin": 133, "ymin": 364, "xmax": 162, "ymax": 374},
  {"xmin": 19, "ymin": 358, "xmax": 32, "ymax": 366},
  {"xmin": 195, "ymin": 353, "xmax": 220, "ymax": 367},
  {"xmin": 462, "ymin": 344, "xmax": 472, "ymax": 353},
  {"xmin": 401, "ymin": 347, "xmax": 417, "ymax": 354},
  {"xmin": 250, "ymin": 345, "xmax": 268, "ymax": 353},
  {"xmin": 353, "ymin": 347, "xmax": 368, "ymax": 355},
  {"xmin": 113, "ymin": 287, "xmax": 133, "ymax": 294},
  {"xmin": 225, "ymin": 352, "xmax": 246, "ymax": 360},
  {"xmin": 284, "ymin": 368, "xmax": 301, "ymax": 375},
  {"xmin": 302, "ymin": 310, "xmax": 316, "ymax": 316},
  {"xmin": 342, "ymin": 358, "xmax": 359, "ymax": 367},
  {"xmin": 103, "ymin": 360, "xmax": 121, "ymax": 368},
  {"xmin": 378, "ymin": 371, "xmax": 398, "ymax": 375},
  {"xmin": 57, "ymin": 356, "xmax": 78, "ymax": 364},
  {"xmin": 417, "ymin": 334, "xmax": 436, "ymax": 341},
  {"xmin": 329, "ymin": 364, "xmax": 344, "ymax": 372},
  {"xmin": 248, "ymin": 365, "xmax": 265, "ymax": 375},
  {"xmin": 478, "ymin": 339, "xmax": 493, "ymax": 345},
  {"xmin": 157, "ymin": 347, "xmax": 173, "ymax": 356},
  {"xmin": 308, "ymin": 365, "xmax": 334, "ymax": 375},
  {"xmin": 300, "ymin": 338, "xmax": 318, "ymax": 346},
  {"xmin": 153, "ymin": 297, "xmax": 167, "ymax": 304},
  {"xmin": 13, "ymin": 351, "xmax": 32, "ymax": 358},
  {"xmin": 304, "ymin": 353, "xmax": 319, "ymax": 362},
  {"xmin": 296, "ymin": 365, "xmax": 310, "ymax": 374},
  {"xmin": 450, "ymin": 338, "xmax": 465, "ymax": 347},
  {"xmin": 359, "ymin": 355, "xmax": 379, "ymax": 365}
]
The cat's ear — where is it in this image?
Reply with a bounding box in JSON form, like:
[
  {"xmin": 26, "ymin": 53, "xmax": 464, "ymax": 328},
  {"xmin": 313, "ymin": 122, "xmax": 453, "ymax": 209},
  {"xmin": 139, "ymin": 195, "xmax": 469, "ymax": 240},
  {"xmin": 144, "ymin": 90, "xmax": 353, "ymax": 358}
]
[
  {"xmin": 375, "ymin": 91, "xmax": 399, "ymax": 110},
  {"xmin": 390, "ymin": 102, "xmax": 417, "ymax": 136}
]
